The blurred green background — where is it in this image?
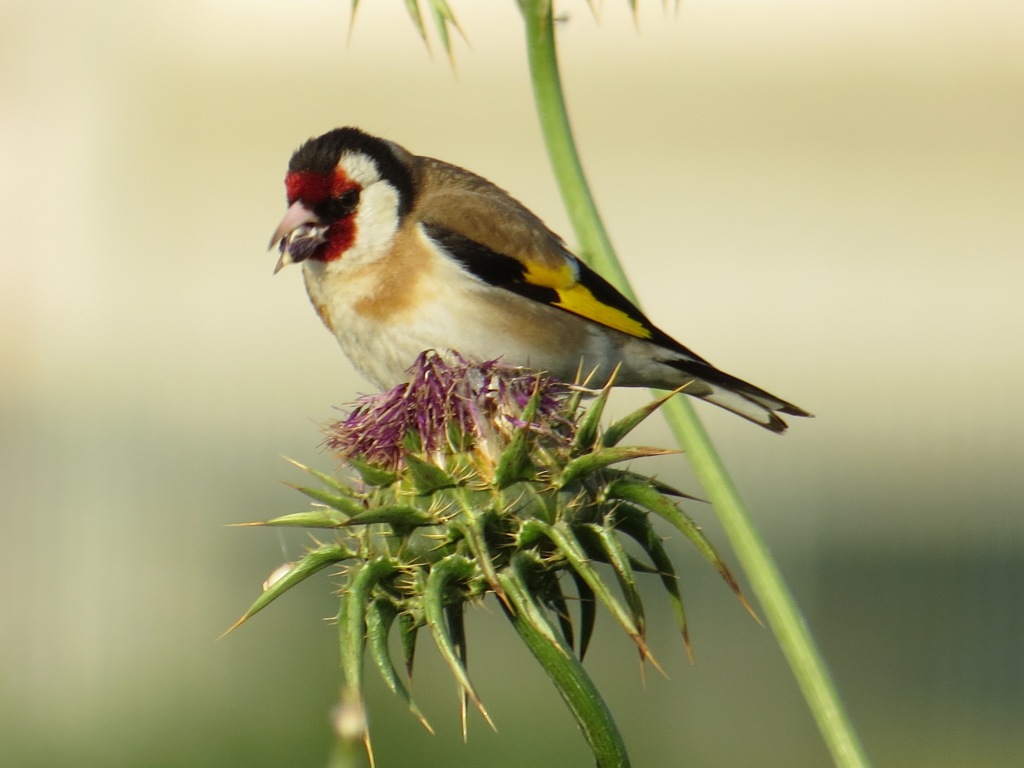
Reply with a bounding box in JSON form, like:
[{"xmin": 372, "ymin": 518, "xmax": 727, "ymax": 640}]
[{"xmin": 2, "ymin": 1, "xmax": 1022, "ymax": 766}]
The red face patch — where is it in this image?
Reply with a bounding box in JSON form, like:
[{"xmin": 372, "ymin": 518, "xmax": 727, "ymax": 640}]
[
  {"xmin": 285, "ymin": 169, "xmax": 354, "ymax": 205},
  {"xmin": 322, "ymin": 218, "xmax": 356, "ymax": 262},
  {"xmin": 284, "ymin": 170, "xmax": 359, "ymax": 263}
]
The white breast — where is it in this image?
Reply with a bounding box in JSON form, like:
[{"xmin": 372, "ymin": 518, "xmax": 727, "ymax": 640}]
[{"xmin": 301, "ymin": 223, "xmax": 629, "ymax": 390}]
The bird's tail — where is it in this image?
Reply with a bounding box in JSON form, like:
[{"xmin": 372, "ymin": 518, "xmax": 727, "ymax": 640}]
[{"xmin": 667, "ymin": 360, "xmax": 813, "ymax": 434}]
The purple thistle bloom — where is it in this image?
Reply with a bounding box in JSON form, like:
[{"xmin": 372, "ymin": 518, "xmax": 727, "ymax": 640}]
[{"xmin": 324, "ymin": 351, "xmax": 578, "ymax": 468}]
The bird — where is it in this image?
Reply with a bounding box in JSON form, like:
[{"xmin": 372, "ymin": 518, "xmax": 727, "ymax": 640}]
[{"xmin": 269, "ymin": 127, "xmax": 811, "ymax": 433}]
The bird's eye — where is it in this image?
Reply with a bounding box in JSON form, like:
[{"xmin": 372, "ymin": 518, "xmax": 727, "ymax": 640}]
[
  {"xmin": 335, "ymin": 188, "xmax": 361, "ymax": 217},
  {"xmin": 316, "ymin": 188, "xmax": 361, "ymax": 222}
]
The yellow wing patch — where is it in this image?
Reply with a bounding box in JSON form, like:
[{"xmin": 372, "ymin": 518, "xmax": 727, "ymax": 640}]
[
  {"xmin": 522, "ymin": 259, "xmax": 578, "ymax": 290},
  {"xmin": 521, "ymin": 257, "xmax": 654, "ymax": 340},
  {"xmin": 549, "ymin": 283, "xmax": 653, "ymax": 340}
]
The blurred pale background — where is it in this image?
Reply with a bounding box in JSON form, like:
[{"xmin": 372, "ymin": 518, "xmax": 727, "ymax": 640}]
[{"xmin": 2, "ymin": 1, "xmax": 1022, "ymax": 766}]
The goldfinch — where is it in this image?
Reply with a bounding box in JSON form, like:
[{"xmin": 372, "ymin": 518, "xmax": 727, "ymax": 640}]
[{"xmin": 270, "ymin": 127, "xmax": 810, "ymax": 433}]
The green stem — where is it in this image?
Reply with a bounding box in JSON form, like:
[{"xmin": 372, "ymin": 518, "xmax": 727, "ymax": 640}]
[
  {"xmin": 499, "ymin": 559, "xmax": 630, "ymax": 768},
  {"xmin": 660, "ymin": 399, "xmax": 871, "ymax": 767},
  {"xmin": 519, "ymin": 3, "xmax": 871, "ymax": 766},
  {"xmin": 517, "ymin": 0, "xmax": 634, "ymax": 298}
]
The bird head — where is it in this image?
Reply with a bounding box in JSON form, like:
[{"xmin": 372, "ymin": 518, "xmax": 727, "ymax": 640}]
[{"xmin": 269, "ymin": 127, "xmax": 415, "ymax": 273}]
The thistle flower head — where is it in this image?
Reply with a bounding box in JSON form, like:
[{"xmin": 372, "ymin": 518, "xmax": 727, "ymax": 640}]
[{"xmin": 324, "ymin": 351, "xmax": 576, "ymax": 469}]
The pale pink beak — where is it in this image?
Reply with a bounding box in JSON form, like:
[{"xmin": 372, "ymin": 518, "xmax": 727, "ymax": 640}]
[{"xmin": 269, "ymin": 201, "xmax": 325, "ymax": 274}]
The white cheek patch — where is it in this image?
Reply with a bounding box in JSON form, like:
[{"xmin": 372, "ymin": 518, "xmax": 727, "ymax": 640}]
[
  {"xmin": 329, "ymin": 152, "xmax": 402, "ymax": 268},
  {"xmin": 346, "ymin": 180, "xmax": 400, "ymax": 266},
  {"xmin": 337, "ymin": 153, "xmax": 382, "ymax": 188}
]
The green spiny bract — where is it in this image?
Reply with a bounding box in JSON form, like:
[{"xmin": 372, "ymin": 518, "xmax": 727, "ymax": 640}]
[{"xmin": 232, "ymin": 351, "xmax": 748, "ymax": 749}]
